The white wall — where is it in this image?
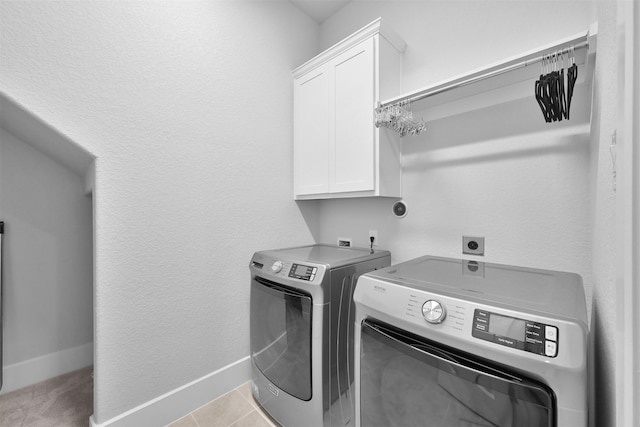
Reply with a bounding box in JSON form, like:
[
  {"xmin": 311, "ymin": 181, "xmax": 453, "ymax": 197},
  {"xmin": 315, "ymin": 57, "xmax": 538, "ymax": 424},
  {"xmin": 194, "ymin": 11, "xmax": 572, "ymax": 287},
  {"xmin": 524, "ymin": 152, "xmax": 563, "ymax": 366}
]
[
  {"xmin": 0, "ymin": 128, "xmax": 93, "ymax": 392},
  {"xmin": 615, "ymin": 3, "xmax": 640, "ymax": 425},
  {"xmin": 317, "ymin": 2, "xmax": 594, "ymax": 290},
  {"xmin": 0, "ymin": 1, "xmax": 319, "ymax": 424},
  {"xmin": 588, "ymin": 1, "xmax": 621, "ymax": 426},
  {"xmin": 316, "ymin": 2, "xmax": 617, "ymax": 426}
]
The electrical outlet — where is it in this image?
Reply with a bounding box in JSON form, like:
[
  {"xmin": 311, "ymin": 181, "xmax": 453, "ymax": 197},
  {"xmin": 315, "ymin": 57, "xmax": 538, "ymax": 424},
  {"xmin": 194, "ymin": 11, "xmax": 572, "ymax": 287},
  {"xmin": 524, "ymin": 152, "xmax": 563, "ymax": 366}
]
[
  {"xmin": 338, "ymin": 238, "xmax": 352, "ymax": 247},
  {"xmin": 463, "ymin": 236, "xmax": 485, "ymax": 256},
  {"xmin": 369, "ymin": 230, "xmax": 378, "ymax": 246}
]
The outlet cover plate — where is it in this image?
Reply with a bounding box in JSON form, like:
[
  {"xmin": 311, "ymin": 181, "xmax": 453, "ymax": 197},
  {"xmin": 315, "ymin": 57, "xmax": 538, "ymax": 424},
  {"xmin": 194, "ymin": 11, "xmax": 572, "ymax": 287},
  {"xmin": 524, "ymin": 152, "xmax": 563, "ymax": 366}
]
[
  {"xmin": 463, "ymin": 236, "xmax": 485, "ymax": 256},
  {"xmin": 338, "ymin": 238, "xmax": 352, "ymax": 248}
]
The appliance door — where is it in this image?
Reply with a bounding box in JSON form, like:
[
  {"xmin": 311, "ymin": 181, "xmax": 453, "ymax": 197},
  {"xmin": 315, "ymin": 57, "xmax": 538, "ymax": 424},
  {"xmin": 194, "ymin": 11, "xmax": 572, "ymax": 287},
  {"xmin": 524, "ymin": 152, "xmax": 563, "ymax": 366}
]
[
  {"xmin": 251, "ymin": 276, "xmax": 312, "ymax": 401},
  {"xmin": 360, "ymin": 320, "xmax": 556, "ymax": 427}
]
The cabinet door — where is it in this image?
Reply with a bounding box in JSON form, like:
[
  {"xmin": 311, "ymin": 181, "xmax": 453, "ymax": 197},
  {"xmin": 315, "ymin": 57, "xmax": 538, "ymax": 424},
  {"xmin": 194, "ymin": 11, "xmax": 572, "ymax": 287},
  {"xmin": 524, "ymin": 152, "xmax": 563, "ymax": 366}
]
[
  {"xmin": 330, "ymin": 37, "xmax": 375, "ymax": 194},
  {"xmin": 293, "ymin": 69, "xmax": 330, "ymax": 196}
]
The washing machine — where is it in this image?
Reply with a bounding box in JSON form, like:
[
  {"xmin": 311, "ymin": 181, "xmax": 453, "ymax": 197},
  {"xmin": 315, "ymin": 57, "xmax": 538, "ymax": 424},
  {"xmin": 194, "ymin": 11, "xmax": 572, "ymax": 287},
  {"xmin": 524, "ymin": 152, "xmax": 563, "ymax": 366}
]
[
  {"xmin": 353, "ymin": 255, "xmax": 588, "ymax": 427},
  {"xmin": 250, "ymin": 244, "xmax": 391, "ymax": 427}
]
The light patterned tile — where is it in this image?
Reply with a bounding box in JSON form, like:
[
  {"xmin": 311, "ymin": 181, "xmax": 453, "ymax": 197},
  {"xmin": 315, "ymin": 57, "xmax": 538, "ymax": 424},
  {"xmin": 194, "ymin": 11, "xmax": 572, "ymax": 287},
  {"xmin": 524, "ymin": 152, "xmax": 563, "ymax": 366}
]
[
  {"xmin": 230, "ymin": 410, "xmax": 274, "ymax": 427},
  {"xmin": 234, "ymin": 382, "xmax": 281, "ymax": 426},
  {"xmin": 191, "ymin": 389, "xmax": 253, "ymax": 427},
  {"xmin": 236, "ymin": 381, "xmax": 263, "ymax": 412},
  {"xmin": 236, "ymin": 381, "xmax": 253, "ymax": 402},
  {"xmin": 248, "ymin": 402, "xmax": 281, "ymax": 427},
  {"xmin": 168, "ymin": 414, "xmax": 199, "ymax": 427},
  {"xmin": 256, "ymin": 409, "xmax": 281, "ymax": 427}
]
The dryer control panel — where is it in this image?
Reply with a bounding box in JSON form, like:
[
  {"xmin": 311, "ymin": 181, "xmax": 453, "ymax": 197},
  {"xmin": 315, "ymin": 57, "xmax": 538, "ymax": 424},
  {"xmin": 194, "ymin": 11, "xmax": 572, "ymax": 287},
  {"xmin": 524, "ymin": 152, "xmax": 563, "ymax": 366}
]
[
  {"xmin": 288, "ymin": 263, "xmax": 318, "ymax": 281},
  {"xmin": 471, "ymin": 309, "xmax": 558, "ymax": 358}
]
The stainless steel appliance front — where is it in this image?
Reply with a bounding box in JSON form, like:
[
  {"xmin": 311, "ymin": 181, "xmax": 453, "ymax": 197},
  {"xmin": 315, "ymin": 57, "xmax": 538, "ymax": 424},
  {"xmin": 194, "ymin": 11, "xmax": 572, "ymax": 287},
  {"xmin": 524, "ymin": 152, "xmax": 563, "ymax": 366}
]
[
  {"xmin": 354, "ymin": 255, "xmax": 588, "ymax": 427},
  {"xmin": 250, "ymin": 244, "xmax": 391, "ymax": 427}
]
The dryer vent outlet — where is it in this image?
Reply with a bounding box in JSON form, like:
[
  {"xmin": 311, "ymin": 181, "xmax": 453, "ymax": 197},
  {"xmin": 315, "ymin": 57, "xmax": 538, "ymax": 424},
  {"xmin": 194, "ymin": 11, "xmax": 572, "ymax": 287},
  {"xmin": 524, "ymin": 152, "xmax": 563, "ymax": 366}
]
[{"xmin": 463, "ymin": 236, "xmax": 485, "ymax": 256}]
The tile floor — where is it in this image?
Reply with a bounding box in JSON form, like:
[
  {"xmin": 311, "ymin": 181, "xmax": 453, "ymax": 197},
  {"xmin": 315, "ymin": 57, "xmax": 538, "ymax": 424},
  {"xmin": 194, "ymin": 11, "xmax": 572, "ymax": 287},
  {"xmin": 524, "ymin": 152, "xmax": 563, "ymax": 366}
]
[
  {"xmin": 168, "ymin": 381, "xmax": 279, "ymax": 427},
  {"xmin": 0, "ymin": 369, "xmax": 276, "ymax": 427}
]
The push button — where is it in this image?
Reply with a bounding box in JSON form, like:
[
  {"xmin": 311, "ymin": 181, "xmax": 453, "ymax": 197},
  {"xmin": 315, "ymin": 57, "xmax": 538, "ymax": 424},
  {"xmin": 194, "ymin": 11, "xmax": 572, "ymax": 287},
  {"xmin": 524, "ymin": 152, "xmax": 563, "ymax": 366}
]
[
  {"xmin": 474, "ymin": 316, "xmax": 488, "ymax": 324},
  {"xmin": 496, "ymin": 336, "xmax": 517, "ymax": 348},
  {"xmin": 526, "ymin": 329, "xmax": 541, "ymax": 338},
  {"xmin": 545, "ymin": 325, "xmax": 558, "ymax": 341},
  {"xmin": 526, "ymin": 322, "xmax": 542, "ymax": 332},
  {"xmin": 474, "ymin": 323, "xmax": 487, "ymax": 332},
  {"xmin": 545, "ymin": 341, "xmax": 557, "ymax": 357}
]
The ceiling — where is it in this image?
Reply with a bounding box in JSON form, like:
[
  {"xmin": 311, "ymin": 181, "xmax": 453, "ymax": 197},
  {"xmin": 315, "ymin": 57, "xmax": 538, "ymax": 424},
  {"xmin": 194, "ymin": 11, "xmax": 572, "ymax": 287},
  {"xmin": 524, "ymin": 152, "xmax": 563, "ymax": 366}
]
[{"xmin": 289, "ymin": 0, "xmax": 352, "ymax": 24}]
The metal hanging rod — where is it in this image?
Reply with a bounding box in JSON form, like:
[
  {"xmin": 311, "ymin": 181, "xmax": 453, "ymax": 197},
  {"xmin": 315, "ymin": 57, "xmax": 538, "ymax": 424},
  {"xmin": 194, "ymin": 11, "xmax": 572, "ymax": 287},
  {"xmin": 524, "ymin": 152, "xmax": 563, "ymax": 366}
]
[{"xmin": 380, "ymin": 34, "xmax": 591, "ymax": 109}]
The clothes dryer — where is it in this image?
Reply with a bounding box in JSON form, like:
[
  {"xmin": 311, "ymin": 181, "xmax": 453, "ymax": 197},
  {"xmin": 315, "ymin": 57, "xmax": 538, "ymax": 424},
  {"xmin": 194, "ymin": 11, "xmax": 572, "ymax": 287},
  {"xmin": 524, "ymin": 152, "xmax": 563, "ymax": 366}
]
[
  {"xmin": 354, "ymin": 255, "xmax": 588, "ymax": 427},
  {"xmin": 250, "ymin": 244, "xmax": 390, "ymax": 427}
]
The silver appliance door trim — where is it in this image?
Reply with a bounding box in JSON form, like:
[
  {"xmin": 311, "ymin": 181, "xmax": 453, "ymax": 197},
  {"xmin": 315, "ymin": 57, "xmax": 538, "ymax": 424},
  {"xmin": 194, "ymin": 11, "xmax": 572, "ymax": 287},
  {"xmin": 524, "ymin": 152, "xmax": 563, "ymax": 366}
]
[
  {"xmin": 254, "ymin": 275, "xmax": 312, "ymax": 300},
  {"xmin": 361, "ymin": 319, "xmax": 556, "ymax": 426},
  {"xmin": 251, "ymin": 275, "xmax": 313, "ymax": 401}
]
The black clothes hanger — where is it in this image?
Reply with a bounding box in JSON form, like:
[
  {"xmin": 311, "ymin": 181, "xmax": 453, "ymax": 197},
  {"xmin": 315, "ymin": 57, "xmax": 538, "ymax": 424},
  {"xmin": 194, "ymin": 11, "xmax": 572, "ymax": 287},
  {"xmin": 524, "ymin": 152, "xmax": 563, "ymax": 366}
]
[
  {"xmin": 565, "ymin": 47, "xmax": 578, "ymax": 120},
  {"xmin": 558, "ymin": 66, "xmax": 566, "ymax": 121},
  {"xmin": 535, "ymin": 47, "xmax": 577, "ymax": 123},
  {"xmin": 547, "ymin": 70, "xmax": 558, "ymax": 122},
  {"xmin": 535, "ymin": 74, "xmax": 550, "ymax": 122},
  {"xmin": 535, "ymin": 53, "xmax": 554, "ymax": 122}
]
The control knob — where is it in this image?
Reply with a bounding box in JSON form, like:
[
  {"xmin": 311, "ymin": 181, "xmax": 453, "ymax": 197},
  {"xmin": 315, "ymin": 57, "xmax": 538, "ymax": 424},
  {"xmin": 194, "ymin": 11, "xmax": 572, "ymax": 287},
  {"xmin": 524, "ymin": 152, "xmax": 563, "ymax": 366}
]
[
  {"xmin": 271, "ymin": 260, "xmax": 284, "ymax": 273},
  {"xmin": 422, "ymin": 300, "xmax": 446, "ymax": 324}
]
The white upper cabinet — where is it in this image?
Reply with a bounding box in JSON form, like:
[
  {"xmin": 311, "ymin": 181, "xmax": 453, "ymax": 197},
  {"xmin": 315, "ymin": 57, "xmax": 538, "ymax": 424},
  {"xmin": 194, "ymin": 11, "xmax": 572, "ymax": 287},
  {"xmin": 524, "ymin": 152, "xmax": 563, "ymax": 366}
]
[
  {"xmin": 292, "ymin": 18, "xmax": 405, "ymax": 200},
  {"xmin": 294, "ymin": 67, "xmax": 330, "ymax": 196}
]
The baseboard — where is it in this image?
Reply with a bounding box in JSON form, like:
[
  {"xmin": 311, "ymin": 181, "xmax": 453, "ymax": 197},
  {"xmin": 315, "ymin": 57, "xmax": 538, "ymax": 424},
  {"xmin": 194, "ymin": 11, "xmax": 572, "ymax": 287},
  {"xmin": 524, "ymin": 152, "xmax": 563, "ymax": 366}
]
[
  {"xmin": 0, "ymin": 342, "xmax": 93, "ymax": 395},
  {"xmin": 90, "ymin": 355, "xmax": 251, "ymax": 427}
]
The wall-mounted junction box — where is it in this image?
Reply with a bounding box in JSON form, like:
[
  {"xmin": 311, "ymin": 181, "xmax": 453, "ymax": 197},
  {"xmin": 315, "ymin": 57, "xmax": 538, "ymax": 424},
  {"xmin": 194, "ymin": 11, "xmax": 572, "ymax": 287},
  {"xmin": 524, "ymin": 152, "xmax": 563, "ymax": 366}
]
[{"xmin": 338, "ymin": 238, "xmax": 353, "ymax": 247}]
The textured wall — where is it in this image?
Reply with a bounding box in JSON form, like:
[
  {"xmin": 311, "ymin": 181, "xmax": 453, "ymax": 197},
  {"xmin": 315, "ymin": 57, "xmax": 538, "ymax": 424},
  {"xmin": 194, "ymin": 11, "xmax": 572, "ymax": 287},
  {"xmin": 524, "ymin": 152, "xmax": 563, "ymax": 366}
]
[
  {"xmin": 0, "ymin": 1, "xmax": 319, "ymax": 423},
  {"xmin": 0, "ymin": 128, "xmax": 93, "ymax": 365}
]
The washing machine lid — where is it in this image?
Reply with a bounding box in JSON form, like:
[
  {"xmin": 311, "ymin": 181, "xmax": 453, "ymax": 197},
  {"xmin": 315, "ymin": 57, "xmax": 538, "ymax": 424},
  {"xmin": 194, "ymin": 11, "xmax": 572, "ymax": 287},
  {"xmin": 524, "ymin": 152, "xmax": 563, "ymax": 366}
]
[
  {"xmin": 266, "ymin": 244, "xmax": 389, "ymax": 269},
  {"xmin": 365, "ymin": 255, "xmax": 586, "ymax": 322}
]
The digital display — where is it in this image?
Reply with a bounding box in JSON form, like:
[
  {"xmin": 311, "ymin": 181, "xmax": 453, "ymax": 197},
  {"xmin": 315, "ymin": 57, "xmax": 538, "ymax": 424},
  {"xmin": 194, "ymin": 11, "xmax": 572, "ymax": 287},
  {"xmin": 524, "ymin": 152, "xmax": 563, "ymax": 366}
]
[
  {"xmin": 473, "ymin": 309, "xmax": 557, "ymax": 357},
  {"xmin": 289, "ymin": 263, "xmax": 317, "ymax": 281},
  {"xmin": 295, "ymin": 265, "xmax": 309, "ymax": 276},
  {"xmin": 489, "ymin": 313, "xmax": 526, "ymax": 341}
]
